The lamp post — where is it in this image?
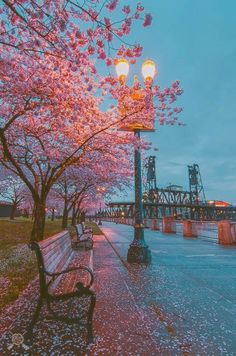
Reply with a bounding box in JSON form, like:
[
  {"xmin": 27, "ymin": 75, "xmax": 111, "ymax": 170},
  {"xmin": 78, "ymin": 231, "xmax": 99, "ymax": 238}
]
[
  {"xmin": 115, "ymin": 59, "xmax": 156, "ymax": 264},
  {"xmin": 98, "ymin": 202, "xmax": 102, "ymax": 225},
  {"xmin": 97, "ymin": 187, "xmax": 106, "ymax": 226}
]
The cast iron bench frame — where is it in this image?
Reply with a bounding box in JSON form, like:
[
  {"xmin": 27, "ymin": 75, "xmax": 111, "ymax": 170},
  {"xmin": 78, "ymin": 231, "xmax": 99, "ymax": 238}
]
[
  {"xmin": 26, "ymin": 230, "xmax": 96, "ymax": 344},
  {"xmin": 75, "ymin": 223, "xmax": 93, "ymax": 250},
  {"xmin": 81, "ymin": 222, "xmax": 93, "ymax": 234}
]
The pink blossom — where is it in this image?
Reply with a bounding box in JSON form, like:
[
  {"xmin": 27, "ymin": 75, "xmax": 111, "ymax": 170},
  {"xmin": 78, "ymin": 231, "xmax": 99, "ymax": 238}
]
[
  {"xmin": 97, "ymin": 40, "xmax": 104, "ymax": 48},
  {"xmin": 59, "ymin": 20, "xmax": 66, "ymax": 32},
  {"xmin": 88, "ymin": 45, "xmax": 95, "ymax": 55},
  {"xmin": 117, "ymin": 45, "xmax": 126, "ymax": 56},
  {"xmin": 98, "ymin": 50, "xmax": 106, "ymax": 60},
  {"xmin": 137, "ymin": 4, "xmax": 145, "ymax": 12},
  {"xmin": 122, "ymin": 6, "xmax": 131, "ymax": 14},
  {"xmin": 106, "ymin": 58, "xmax": 112, "ymax": 66},
  {"xmin": 106, "ymin": 0, "xmax": 118, "ymax": 12},
  {"xmin": 104, "ymin": 17, "xmax": 111, "ymax": 28},
  {"xmin": 143, "ymin": 14, "xmax": 152, "ymax": 27},
  {"xmin": 75, "ymin": 30, "xmax": 81, "ymax": 38}
]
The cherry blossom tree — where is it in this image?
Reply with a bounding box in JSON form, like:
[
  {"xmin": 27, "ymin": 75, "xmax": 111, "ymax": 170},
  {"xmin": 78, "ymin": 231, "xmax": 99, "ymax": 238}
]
[
  {"xmin": 51, "ymin": 141, "xmax": 134, "ymax": 228},
  {"xmin": 0, "ymin": 170, "xmax": 27, "ymax": 219},
  {"xmin": 19, "ymin": 189, "xmax": 35, "ymax": 219},
  {"xmin": 0, "ymin": 2, "xmax": 184, "ymax": 241},
  {"xmin": 0, "ymin": 54, "xmax": 183, "ymax": 240},
  {"xmin": 46, "ymin": 191, "xmax": 62, "ymax": 221},
  {"xmin": 0, "ymin": 1, "xmax": 150, "ymax": 62},
  {"xmin": 51, "ymin": 169, "xmax": 93, "ymax": 228}
]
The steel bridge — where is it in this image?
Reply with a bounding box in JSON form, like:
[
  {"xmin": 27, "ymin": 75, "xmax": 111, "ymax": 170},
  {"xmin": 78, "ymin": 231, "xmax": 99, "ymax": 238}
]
[
  {"xmin": 100, "ymin": 201, "xmax": 236, "ymax": 221},
  {"xmin": 99, "ymin": 157, "xmax": 236, "ymax": 221}
]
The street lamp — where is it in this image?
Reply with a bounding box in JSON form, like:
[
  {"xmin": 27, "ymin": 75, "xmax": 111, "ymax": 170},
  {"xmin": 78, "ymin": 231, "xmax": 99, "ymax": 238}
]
[
  {"xmin": 115, "ymin": 58, "xmax": 156, "ymax": 264},
  {"xmin": 115, "ymin": 58, "xmax": 129, "ymax": 85},
  {"xmin": 97, "ymin": 187, "xmax": 106, "ymax": 226},
  {"xmin": 97, "ymin": 201, "xmax": 102, "ymax": 226}
]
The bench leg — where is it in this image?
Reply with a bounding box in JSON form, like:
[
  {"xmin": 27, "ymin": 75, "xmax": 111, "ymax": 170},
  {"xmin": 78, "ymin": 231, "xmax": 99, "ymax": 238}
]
[
  {"xmin": 25, "ymin": 297, "xmax": 43, "ymax": 343},
  {"xmin": 86, "ymin": 290, "xmax": 96, "ymax": 344}
]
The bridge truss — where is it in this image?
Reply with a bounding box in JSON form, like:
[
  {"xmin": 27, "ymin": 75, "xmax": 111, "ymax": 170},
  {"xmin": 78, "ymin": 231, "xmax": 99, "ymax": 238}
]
[
  {"xmin": 144, "ymin": 188, "xmax": 191, "ymax": 205},
  {"xmin": 100, "ymin": 202, "xmax": 236, "ymax": 221},
  {"xmin": 99, "ymin": 157, "xmax": 235, "ymax": 221}
]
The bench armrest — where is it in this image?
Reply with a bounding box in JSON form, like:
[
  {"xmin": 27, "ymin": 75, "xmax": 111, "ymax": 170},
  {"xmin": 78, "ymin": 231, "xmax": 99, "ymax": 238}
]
[
  {"xmin": 74, "ymin": 238, "xmax": 92, "ymax": 244},
  {"xmin": 84, "ymin": 228, "xmax": 93, "ymax": 234},
  {"xmin": 44, "ymin": 266, "xmax": 94, "ymax": 288},
  {"xmin": 79, "ymin": 234, "xmax": 93, "ymax": 242}
]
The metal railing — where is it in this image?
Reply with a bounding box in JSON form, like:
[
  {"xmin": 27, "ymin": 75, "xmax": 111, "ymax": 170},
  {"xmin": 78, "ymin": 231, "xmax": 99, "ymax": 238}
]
[
  {"xmin": 99, "ymin": 217, "xmax": 236, "ymax": 245},
  {"xmin": 192, "ymin": 221, "xmax": 218, "ymax": 243}
]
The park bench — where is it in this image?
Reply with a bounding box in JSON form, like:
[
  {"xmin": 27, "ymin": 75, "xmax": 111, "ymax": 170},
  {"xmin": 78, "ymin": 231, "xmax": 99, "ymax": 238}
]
[
  {"xmin": 75, "ymin": 223, "xmax": 93, "ymax": 250},
  {"xmin": 26, "ymin": 230, "xmax": 96, "ymax": 344},
  {"xmin": 82, "ymin": 221, "xmax": 93, "ymax": 234}
]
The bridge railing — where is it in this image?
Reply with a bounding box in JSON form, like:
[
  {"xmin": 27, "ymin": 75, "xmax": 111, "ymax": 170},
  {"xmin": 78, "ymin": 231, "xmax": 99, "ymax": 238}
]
[
  {"xmin": 99, "ymin": 217, "xmax": 236, "ymax": 245},
  {"xmin": 191, "ymin": 221, "xmax": 218, "ymax": 243},
  {"xmin": 218, "ymin": 221, "xmax": 236, "ymax": 245},
  {"xmin": 174, "ymin": 221, "xmax": 183, "ymax": 234}
]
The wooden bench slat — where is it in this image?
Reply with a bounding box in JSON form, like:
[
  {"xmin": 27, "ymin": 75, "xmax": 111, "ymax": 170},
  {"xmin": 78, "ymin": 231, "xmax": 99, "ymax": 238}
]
[
  {"xmin": 38, "ymin": 230, "xmax": 68, "ymax": 249},
  {"xmin": 41, "ymin": 232, "xmax": 70, "ymax": 257},
  {"xmin": 27, "ymin": 227, "xmax": 96, "ymax": 344},
  {"xmin": 44, "ymin": 243, "xmax": 71, "ymax": 271},
  {"xmin": 40, "ymin": 231, "xmax": 72, "ymax": 274}
]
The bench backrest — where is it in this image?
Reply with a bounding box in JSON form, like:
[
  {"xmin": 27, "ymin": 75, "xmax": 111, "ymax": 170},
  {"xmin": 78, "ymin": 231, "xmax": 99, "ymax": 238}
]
[
  {"xmin": 30, "ymin": 230, "xmax": 72, "ymax": 297},
  {"xmin": 75, "ymin": 224, "xmax": 83, "ymax": 238}
]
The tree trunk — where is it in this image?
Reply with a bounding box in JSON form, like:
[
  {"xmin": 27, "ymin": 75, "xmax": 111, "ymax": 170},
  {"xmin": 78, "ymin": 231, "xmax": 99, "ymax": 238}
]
[
  {"xmin": 81, "ymin": 211, "xmax": 85, "ymax": 222},
  {"xmin": 71, "ymin": 204, "xmax": 76, "ymax": 226},
  {"xmin": 10, "ymin": 203, "xmax": 17, "ymax": 220},
  {"xmin": 62, "ymin": 206, "xmax": 68, "ymax": 229},
  {"xmin": 32, "ymin": 204, "xmax": 35, "ymax": 220},
  {"xmin": 51, "ymin": 208, "xmax": 55, "ymax": 221},
  {"xmin": 31, "ymin": 200, "xmax": 46, "ymax": 241},
  {"xmin": 76, "ymin": 211, "xmax": 81, "ymax": 224}
]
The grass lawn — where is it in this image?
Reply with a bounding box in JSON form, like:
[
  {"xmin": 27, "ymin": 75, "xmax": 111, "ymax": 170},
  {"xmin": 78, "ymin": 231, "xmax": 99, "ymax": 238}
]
[
  {"xmin": 0, "ymin": 218, "xmax": 102, "ymax": 312},
  {"xmin": 85, "ymin": 221, "xmax": 103, "ymax": 235}
]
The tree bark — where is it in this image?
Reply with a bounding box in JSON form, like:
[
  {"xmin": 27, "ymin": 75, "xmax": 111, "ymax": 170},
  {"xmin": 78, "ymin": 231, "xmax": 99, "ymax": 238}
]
[
  {"xmin": 31, "ymin": 200, "xmax": 46, "ymax": 241},
  {"xmin": 71, "ymin": 203, "xmax": 76, "ymax": 226},
  {"xmin": 10, "ymin": 203, "xmax": 17, "ymax": 220},
  {"xmin": 76, "ymin": 211, "xmax": 81, "ymax": 224},
  {"xmin": 62, "ymin": 204, "xmax": 68, "ymax": 229},
  {"xmin": 51, "ymin": 208, "xmax": 55, "ymax": 221},
  {"xmin": 81, "ymin": 211, "xmax": 85, "ymax": 222}
]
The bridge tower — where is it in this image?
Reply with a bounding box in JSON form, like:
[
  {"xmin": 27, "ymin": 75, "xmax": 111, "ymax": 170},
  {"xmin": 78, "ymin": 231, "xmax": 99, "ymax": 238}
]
[
  {"xmin": 143, "ymin": 156, "xmax": 157, "ymax": 202},
  {"xmin": 145, "ymin": 156, "xmax": 157, "ymax": 191},
  {"xmin": 188, "ymin": 164, "xmax": 206, "ymax": 205}
]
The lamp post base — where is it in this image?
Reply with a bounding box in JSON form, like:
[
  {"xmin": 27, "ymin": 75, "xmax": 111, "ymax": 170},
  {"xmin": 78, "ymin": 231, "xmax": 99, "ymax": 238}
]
[
  {"xmin": 98, "ymin": 220, "xmax": 102, "ymax": 226},
  {"xmin": 127, "ymin": 244, "xmax": 151, "ymax": 264}
]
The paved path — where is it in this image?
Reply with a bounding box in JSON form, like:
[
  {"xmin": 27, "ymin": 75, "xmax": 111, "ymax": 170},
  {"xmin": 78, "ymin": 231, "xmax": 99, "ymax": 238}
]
[
  {"xmin": 1, "ymin": 223, "xmax": 236, "ymax": 355},
  {"xmin": 95, "ymin": 222, "xmax": 236, "ymax": 355}
]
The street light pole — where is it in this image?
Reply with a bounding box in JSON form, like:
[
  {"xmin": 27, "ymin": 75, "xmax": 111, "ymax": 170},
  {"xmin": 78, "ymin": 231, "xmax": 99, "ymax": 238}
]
[
  {"xmin": 97, "ymin": 187, "xmax": 106, "ymax": 226},
  {"xmin": 115, "ymin": 58, "xmax": 156, "ymax": 264},
  {"xmin": 98, "ymin": 202, "xmax": 102, "ymax": 225},
  {"xmin": 127, "ymin": 128, "xmax": 151, "ymax": 263}
]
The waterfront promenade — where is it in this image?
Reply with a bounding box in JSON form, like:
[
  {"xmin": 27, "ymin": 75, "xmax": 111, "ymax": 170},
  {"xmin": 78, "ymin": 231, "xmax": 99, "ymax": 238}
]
[
  {"xmin": 99, "ymin": 222, "xmax": 236, "ymax": 354},
  {"xmin": 1, "ymin": 221, "xmax": 236, "ymax": 354}
]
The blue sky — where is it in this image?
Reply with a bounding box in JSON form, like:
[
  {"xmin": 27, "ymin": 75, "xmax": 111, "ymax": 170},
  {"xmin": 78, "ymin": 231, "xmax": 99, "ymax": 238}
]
[{"xmin": 115, "ymin": 0, "xmax": 236, "ymax": 203}]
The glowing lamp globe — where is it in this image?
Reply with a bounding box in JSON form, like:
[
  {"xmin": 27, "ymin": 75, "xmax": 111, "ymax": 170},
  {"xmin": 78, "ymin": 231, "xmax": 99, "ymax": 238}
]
[
  {"xmin": 142, "ymin": 60, "xmax": 156, "ymax": 81},
  {"xmin": 115, "ymin": 58, "xmax": 129, "ymax": 84}
]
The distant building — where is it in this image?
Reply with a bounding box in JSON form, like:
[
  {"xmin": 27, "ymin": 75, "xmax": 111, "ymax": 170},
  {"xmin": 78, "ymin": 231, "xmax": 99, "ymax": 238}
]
[
  {"xmin": 0, "ymin": 201, "xmax": 13, "ymax": 217},
  {"xmin": 207, "ymin": 200, "xmax": 231, "ymax": 207},
  {"xmin": 165, "ymin": 184, "xmax": 183, "ymax": 191}
]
